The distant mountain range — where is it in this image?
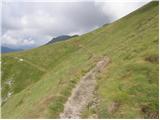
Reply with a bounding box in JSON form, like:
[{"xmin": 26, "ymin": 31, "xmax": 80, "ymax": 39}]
[
  {"xmin": 1, "ymin": 46, "xmax": 23, "ymax": 53},
  {"xmin": 46, "ymin": 35, "xmax": 79, "ymax": 45},
  {"xmin": 1, "ymin": 35, "xmax": 78, "ymax": 53}
]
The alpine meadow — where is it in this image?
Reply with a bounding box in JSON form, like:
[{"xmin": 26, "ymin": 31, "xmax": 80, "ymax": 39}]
[{"xmin": 1, "ymin": 1, "xmax": 159, "ymax": 119}]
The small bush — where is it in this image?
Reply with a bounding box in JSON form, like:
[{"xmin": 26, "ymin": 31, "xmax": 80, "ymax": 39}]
[{"xmin": 145, "ymin": 54, "xmax": 159, "ymax": 63}]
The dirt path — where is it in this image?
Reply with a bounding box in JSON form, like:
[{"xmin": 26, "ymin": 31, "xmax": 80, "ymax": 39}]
[
  {"xmin": 23, "ymin": 60, "xmax": 46, "ymax": 72},
  {"xmin": 60, "ymin": 57, "xmax": 110, "ymax": 118},
  {"xmin": 12, "ymin": 56, "xmax": 47, "ymax": 72}
]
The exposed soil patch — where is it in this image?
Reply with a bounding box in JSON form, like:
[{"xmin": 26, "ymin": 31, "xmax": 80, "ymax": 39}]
[
  {"xmin": 141, "ymin": 105, "xmax": 159, "ymax": 119},
  {"xmin": 108, "ymin": 101, "xmax": 120, "ymax": 113}
]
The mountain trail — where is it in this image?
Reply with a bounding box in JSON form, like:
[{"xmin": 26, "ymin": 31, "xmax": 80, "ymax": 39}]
[
  {"xmin": 13, "ymin": 56, "xmax": 47, "ymax": 72},
  {"xmin": 60, "ymin": 57, "xmax": 110, "ymax": 118}
]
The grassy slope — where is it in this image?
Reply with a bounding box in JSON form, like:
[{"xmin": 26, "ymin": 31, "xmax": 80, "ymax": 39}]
[{"xmin": 1, "ymin": 1, "xmax": 159, "ymax": 118}]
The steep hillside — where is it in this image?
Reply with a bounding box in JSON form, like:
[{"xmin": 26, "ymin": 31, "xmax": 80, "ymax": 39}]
[{"xmin": 1, "ymin": 2, "xmax": 159, "ymax": 118}]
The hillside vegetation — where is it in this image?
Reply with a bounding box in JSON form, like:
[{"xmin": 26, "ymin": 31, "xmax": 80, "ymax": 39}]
[{"xmin": 1, "ymin": 2, "xmax": 159, "ymax": 118}]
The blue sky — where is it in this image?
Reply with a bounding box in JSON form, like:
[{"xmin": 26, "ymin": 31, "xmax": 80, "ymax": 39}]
[{"xmin": 1, "ymin": 0, "xmax": 151, "ymax": 49}]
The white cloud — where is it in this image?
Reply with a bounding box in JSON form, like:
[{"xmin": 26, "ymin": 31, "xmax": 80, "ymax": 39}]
[
  {"xmin": 1, "ymin": 1, "xmax": 151, "ymax": 49},
  {"xmin": 95, "ymin": 1, "xmax": 151, "ymax": 21},
  {"xmin": 2, "ymin": 32, "xmax": 35, "ymax": 48}
]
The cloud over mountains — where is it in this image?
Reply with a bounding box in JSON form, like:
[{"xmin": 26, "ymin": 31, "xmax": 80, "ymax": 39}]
[{"xmin": 1, "ymin": 0, "xmax": 151, "ymax": 49}]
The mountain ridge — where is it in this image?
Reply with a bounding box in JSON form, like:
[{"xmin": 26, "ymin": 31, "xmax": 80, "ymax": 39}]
[
  {"xmin": 1, "ymin": 46, "xmax": 23, "ymax": 53},
  {"xmin": 46, "ymin": 35, "xmax": 79, "ymax": 45}
]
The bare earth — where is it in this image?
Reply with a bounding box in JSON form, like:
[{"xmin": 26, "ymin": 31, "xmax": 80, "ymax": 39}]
[{"xmin": 60, "ymin": 57, "xmax": 110, "ymax": 118}]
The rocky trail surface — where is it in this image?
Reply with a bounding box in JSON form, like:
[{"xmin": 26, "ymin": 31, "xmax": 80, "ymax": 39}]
[{"xmin": 60, "ymin": 57, "xmax": 110, "ymax": 118}]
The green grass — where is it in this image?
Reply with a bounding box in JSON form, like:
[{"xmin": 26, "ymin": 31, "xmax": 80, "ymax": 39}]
[{"xmin": 1, "ymin": 1, "xmax": 159, "ymax": 118}]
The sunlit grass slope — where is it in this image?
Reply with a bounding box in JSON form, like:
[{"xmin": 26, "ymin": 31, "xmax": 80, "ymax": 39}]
[{"xmin": 1, "ymin": 1, "xmax": 158, "ymax": 118}]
